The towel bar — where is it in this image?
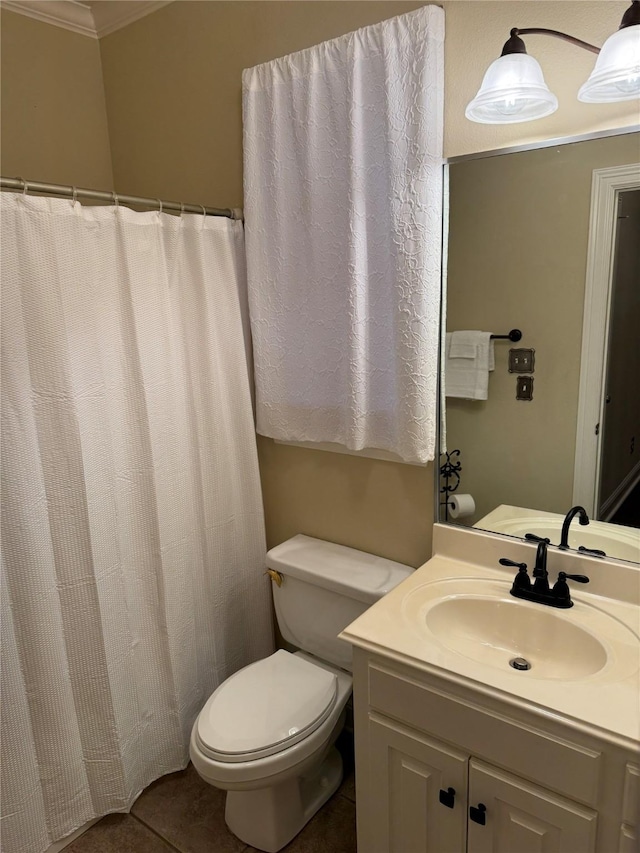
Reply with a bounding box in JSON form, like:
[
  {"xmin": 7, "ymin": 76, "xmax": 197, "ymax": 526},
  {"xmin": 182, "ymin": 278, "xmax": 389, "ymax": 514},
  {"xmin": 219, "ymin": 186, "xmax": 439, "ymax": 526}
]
[{"xmin": 490, "ymin": 329, "xmax": 522, "ymax": 342}]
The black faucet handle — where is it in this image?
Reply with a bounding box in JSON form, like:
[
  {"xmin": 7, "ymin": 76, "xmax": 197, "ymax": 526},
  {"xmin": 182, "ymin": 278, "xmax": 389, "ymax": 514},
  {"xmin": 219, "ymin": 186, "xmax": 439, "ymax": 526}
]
[
  {"xmin": 525, "ymin": 533, "xmax": 551, "ymax": 544},
  {"xmin": 499, "ymin": 558, "xmax": 527, "ymax": 570},
  {"xmin": 578, "ymin": 546, "xmax": 607, "ymax": 558},
  {"xmin": 559, "ymin": 572, "xmax": 590, "ymax": 584},
  {"xmin": 553, "ymin": 571, "xmax": 590, "ymax": 605},
  {"xmin": 510, "ymin": 564, "xmax": 532, "ymax": 592}
]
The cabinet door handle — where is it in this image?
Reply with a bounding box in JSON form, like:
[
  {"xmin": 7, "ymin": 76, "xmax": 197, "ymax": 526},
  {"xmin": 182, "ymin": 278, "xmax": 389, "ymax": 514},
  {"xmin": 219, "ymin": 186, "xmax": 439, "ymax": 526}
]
[
  {"xmin": 439, "ymin": 787, "xmax": 455, "ymax": 808},
  {"xmin": 469, "ymin": 803, "xmax": 487, "ymax": 825}
]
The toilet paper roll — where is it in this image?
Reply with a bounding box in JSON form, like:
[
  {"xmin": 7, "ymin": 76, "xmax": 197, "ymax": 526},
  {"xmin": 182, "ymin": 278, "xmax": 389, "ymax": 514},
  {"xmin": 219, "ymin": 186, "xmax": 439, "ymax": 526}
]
[{"xmin": 448, "ymin": 494, "xmax": 476, "ymax": 519}]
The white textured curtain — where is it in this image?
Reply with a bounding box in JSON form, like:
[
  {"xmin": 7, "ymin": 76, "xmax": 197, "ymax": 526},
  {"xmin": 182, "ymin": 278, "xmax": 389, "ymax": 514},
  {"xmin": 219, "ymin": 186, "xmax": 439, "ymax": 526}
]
[
  {"xmin": 0, "ymin": 193, "xmax": 274, "ymax": 853},
  {"xmin": 243, "ymin": 7, "xmax": 444, "ymax": 464}
]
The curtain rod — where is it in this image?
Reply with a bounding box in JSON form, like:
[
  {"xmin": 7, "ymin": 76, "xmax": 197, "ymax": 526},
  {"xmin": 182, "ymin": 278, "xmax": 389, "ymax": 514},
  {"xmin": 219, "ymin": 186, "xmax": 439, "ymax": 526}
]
[{"xmin": 0, "ymin": 176, "xmax": 242, "ymax": 220}]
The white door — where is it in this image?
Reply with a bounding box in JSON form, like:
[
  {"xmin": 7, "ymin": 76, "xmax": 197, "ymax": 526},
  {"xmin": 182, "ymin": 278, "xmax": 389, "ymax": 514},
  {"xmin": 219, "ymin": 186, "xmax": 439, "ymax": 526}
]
[
  {"xmin": 467, "ymin": 759, "xmax": 598, "ymax": 853},
  {"xmin": 366, "ymin": 714, "xmax": 468, "ymax": 853}
]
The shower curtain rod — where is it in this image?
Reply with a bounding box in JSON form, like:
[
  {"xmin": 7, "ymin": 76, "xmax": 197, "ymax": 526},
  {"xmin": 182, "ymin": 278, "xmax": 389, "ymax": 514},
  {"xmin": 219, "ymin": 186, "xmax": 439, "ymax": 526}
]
[{"xmin": 0, "ymin": 176, "xmax": 241, "ymax": 220}]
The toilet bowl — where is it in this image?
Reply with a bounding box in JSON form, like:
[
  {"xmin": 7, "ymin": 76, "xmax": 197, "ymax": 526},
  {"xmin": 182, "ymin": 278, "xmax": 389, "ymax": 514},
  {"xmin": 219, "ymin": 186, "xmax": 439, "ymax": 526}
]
[
  {"xmin": 190, "ymin": 534, "xmax": 412, "ymax": 852},
  {"xmin": 190, "ymin": 650, "xmax": 352, "ymax": 852}
]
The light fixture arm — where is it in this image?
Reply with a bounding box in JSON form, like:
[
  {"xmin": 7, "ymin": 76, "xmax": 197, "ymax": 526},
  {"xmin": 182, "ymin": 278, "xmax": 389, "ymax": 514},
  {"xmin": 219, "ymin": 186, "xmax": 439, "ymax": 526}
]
[
  {"xmin": 501, "ymin": 1, "xmax": 640, "ymax": 57},
  {"xmin": 502, "ymin": 27, "xmax": 600, "ymax": 57}
]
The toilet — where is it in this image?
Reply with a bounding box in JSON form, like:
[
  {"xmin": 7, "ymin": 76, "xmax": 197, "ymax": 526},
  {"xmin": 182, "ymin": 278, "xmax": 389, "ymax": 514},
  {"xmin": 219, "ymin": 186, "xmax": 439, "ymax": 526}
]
[{"xmin": 189, "ymin": 534, "xmax": 412, "ymax": 852}]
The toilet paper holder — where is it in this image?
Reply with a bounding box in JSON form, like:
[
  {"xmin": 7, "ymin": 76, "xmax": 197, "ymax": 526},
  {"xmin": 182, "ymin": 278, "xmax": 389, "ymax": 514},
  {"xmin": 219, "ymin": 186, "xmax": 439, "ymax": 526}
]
[
  {"xmin": 440, "ymin": 451, "xmax": 476, "ymax": 521},
  {"xmin": 439, "ymin": 449, "xmax": 462, "ymax": 522}
]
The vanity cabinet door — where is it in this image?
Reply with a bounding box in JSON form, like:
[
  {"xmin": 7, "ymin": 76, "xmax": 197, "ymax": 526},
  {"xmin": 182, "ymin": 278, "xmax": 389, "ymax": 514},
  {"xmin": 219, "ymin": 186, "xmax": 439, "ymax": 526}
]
[
  {"xmin": 467, "ymin": 759, "xmax": 598, "ymax": 853},
  {"xmin": 619, "ymin": 763, "xmax": 639, "ymax": 853},
  {"xmin": 618, "ymin": 824, "xmax": 638, "ymax": 853},
  {"xmin": 365, "ymin": 714, "xmax": 468, "ymax": 853}
]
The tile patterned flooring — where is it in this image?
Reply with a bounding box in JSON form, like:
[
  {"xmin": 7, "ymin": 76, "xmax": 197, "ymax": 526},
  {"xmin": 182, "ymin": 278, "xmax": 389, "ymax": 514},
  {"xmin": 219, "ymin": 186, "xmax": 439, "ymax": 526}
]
[{"xmin": 66, "ymin": 740, "xmax": 357, "ymax": 853}]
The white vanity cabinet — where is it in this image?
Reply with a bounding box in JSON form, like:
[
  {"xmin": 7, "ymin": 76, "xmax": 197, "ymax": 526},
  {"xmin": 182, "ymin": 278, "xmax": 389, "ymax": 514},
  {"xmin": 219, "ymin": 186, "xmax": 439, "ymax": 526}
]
[{"xmin": 352, "ymin": 650, "xmax": 638, "ymax": 853}]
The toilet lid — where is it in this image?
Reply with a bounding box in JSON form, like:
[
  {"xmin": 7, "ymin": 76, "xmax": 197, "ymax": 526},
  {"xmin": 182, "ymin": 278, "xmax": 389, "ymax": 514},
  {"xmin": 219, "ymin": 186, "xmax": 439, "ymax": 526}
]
[{"xmin": 196, "ymin": 650, "xmax": 338, "ymax": 762}]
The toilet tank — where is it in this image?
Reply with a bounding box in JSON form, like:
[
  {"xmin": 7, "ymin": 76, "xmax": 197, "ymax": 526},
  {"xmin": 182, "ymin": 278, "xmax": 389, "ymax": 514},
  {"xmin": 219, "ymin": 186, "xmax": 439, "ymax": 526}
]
[{"xmin": 266, "ymin": 535, "xmax": 413, "ymax": 671}]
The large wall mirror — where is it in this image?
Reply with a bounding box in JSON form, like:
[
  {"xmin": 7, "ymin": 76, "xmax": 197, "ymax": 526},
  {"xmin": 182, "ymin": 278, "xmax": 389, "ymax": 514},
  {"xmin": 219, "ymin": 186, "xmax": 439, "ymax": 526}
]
[{"xmin": 441, "ymin": 130, "xmax": 640, "ymax": 564}]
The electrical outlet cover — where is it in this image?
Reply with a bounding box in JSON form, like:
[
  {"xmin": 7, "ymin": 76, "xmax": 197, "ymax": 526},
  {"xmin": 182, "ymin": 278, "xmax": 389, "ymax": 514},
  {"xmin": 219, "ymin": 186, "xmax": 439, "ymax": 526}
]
[
  {"xmin": 516, "ymin": 376, "xmax": 534, "ymax": 401},
  {"xmin": 509, "ymin": 348, "xmax": 535, "ymax": 374}
]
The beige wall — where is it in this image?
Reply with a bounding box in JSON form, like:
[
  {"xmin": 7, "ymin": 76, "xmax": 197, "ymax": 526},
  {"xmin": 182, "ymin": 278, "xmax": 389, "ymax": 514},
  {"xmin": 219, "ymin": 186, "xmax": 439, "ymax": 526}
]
[
  {"xmin": 259, "ymin": 442, "xmax": 433, "ymax": 567},
  {"xmin": 0, "ymin": 10, "xmax": 113, "ymax": 188},
  {"xmin": 446, "ymin": 132, "xmax": 639, "ymax": 524}
]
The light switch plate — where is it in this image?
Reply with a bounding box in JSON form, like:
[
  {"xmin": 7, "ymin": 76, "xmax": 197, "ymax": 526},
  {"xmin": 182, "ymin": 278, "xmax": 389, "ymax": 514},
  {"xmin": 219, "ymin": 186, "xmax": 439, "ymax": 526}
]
[
  {"xmin": 516, "ymin": 376, "xmax": 534, "ymax": 401},
  {"xmin": 509, "ymin": 348, "xmax": 535, "ymax": 373}
]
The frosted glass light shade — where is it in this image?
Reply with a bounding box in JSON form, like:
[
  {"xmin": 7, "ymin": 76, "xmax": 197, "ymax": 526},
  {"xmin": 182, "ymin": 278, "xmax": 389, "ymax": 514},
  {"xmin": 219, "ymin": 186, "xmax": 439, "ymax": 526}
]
[
  {"xmin": 465, "ymin": 53, "xmax": 558, "ymax": 124},
  {"xmin": 578, "ymin": 26, "xmax": 640, "ymax": 102}
]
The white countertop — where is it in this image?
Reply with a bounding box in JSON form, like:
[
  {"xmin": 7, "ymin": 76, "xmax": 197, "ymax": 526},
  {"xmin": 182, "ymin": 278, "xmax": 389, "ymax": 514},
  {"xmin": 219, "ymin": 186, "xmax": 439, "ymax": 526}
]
[{"xmin": 341, "ymin": 524, "xmax": 640, "ymax": 749}]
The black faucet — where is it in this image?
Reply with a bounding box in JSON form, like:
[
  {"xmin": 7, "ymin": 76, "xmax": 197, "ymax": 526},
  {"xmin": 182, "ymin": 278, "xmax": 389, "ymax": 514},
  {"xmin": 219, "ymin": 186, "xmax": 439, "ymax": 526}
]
[
  {"xmin": 500, "ymin": 540, "xmax": 590, "ymax": 609},
  {"xmin": 531, "ymin": 540, "xmax": 550, "ymax": 592},
  {"xmin": 559, "ymin": 506, "xmax": 589, "ymax": 550}
]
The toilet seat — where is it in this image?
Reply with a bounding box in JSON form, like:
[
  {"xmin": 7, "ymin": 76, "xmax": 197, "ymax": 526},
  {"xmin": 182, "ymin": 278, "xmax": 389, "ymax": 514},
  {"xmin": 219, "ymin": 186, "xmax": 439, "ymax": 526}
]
[{"xmin": 196, "ymin": 650, "xmax": 338, "ymax": 763}]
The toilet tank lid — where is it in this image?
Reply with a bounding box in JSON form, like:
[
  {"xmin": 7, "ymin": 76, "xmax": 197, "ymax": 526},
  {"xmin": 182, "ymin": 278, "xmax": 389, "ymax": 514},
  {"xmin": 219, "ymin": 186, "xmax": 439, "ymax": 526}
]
[{"xmin": 266, "ymin": 535, "xmax": 413, "ymax": 604}]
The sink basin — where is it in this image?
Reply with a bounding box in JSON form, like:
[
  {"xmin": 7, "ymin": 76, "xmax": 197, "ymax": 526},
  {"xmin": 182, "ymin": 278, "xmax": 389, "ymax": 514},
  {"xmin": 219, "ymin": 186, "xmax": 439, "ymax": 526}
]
[
  {"xmin": 401, "ymin": 578, "xmax": 639, "ymax": 681},
  {"xmin": 426, "ymin": 596, "xmax": 607, "ymax": 679}
]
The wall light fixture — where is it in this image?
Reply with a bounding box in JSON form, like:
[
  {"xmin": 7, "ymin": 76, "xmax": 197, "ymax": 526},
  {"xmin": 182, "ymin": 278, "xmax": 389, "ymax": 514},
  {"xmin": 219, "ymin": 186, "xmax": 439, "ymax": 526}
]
[{"xmin": 466, "ymin": 0, "xmax": 640, "ymax": 124}]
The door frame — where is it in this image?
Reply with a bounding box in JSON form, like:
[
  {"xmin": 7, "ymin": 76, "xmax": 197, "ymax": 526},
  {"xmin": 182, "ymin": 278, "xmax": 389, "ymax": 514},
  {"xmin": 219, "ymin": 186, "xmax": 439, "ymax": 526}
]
[{"xmin": 572, "ymin": 163, "xmax": 640, "ymax": 517}]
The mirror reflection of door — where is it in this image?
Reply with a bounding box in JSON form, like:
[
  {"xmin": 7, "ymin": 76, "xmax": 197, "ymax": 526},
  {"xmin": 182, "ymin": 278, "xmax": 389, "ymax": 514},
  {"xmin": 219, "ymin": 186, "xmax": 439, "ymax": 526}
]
[{"xmin": 599, "ymin": 189, "xmax": 640, "ymax": 522}]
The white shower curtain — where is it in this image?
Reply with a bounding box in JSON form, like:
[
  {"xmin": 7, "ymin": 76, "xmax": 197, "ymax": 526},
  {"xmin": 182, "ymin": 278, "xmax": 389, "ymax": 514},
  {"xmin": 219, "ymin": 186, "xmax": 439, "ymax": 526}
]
[
  {"xmin": 243, "ymin": 6, "xmax": 444, "ymax": 464},
  {"xmin": 0, "ymin": 193, "xmax": 274, "ymax": 853}
]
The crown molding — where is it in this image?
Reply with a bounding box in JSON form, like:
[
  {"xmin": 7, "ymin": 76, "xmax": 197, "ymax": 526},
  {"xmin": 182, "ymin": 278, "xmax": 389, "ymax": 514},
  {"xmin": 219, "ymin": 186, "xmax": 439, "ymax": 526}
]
[
  {"xmin": 90, "ymin": 1, "xmax": 173, "ymax": 38},
  {"xmin": 1, "ymin": 0, "xmax": 173, "ymax": 38},
  {"xmin": 2, "ymin": 1, "xmax": 97, "ymax": 37}
]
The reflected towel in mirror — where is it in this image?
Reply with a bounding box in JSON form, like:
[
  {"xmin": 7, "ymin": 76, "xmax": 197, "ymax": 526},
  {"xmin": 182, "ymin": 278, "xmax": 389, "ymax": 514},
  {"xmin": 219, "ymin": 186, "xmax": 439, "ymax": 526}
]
[{"xmin": 445, "ymin": 331, "xmax": 495, "ymax": 400}]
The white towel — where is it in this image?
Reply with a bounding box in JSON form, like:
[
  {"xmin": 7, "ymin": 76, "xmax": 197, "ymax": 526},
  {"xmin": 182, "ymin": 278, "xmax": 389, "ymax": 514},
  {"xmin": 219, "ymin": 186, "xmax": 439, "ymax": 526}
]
[{"xmin": 445, "ymin": 331, "xmax": 495, "ymax": 400}]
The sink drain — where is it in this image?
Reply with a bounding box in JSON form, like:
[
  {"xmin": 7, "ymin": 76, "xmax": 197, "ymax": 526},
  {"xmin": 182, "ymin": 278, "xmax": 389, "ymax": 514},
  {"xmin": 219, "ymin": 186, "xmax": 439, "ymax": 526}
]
[{"xmin": 510, "ymin": 657, "xmax": 531, "ymax": 671}]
